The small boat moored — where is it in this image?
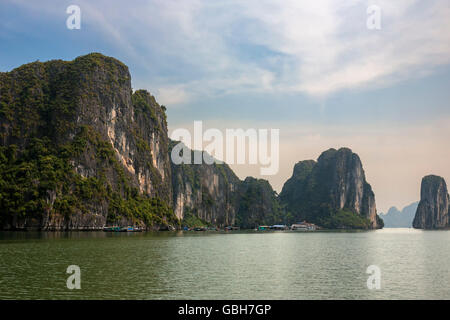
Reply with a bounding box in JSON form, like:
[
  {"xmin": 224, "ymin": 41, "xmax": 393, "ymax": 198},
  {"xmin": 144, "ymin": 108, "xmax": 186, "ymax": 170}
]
[
  {"xmin": 270, "ymin": 224, "xmax": 289, "ymax": 230},
  {"xmin": 291, "ymin": 221, "xmax": 317, "ymax": 231},
  {"xmin": 103, "ymin": 226, "xmax": 121, "ymax": 232},
  {"xmin": 103, "ymin": 226, "xmax": 143, "ymax": 232}
]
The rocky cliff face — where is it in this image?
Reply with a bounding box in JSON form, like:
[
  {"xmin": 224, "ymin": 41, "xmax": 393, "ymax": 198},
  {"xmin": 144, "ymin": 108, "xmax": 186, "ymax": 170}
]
[
  {"xmin": 413, "ymin": 175, "xmax": 450, "ymax": 229},
  {"xmin": 0, "ymin": 53, "xmax": 289, "ymax": 230},
  {"xmin": 169, "ymin": 143, "xmax": 286, "ymax": 228},
  {"xmin": 0, "ymin": 54, "xmax": 386, "ymax": 231},
  {"xmin": 170, "ymin": 145, "xmax": 240, "ymax": 227},
  {"xmin": 235, "ymin": 177, "xmax": 285, "ymax": 229},
  {"xmin": 0, "ymin": 53, "xmax": 176, "ymax": 230},
  {"xmin": 279, "ymin": 148, "xmax": 383, "ymax": 229}
]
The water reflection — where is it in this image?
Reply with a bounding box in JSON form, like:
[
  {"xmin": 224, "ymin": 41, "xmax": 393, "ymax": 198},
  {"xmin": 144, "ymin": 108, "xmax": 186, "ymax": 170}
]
[{"xmin": 0, "ymin": 230, "xmax": 449, "ymax": 299}]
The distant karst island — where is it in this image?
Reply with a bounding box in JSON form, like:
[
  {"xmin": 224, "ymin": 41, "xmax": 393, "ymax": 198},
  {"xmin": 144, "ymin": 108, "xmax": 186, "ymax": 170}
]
[
  {"xmin": 0, "ymin": 53, "xmax": 447, "ymax": 231},
  {"xmin": 380, "ymin": 202, "xmax": 418, "ymax": 228}
]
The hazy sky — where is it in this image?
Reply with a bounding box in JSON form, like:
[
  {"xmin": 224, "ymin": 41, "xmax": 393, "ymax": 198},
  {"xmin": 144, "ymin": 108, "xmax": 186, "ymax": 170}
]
[{"xmin": 1, "ymin": 0, "xmax": 449, "ymax": 212}]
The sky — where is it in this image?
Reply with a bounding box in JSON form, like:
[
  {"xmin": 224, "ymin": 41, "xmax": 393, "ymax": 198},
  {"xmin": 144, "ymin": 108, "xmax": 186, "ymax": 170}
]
[{"xmin": 0, "ymin": 0, "xmax": 449, "ymax": 213}]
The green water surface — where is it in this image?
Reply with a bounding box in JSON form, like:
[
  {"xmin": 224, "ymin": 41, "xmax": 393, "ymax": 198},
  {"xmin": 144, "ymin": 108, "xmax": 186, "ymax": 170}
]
[{"xmin": 0, "ymin": 228, "xmax": 449, "ymax": 299}]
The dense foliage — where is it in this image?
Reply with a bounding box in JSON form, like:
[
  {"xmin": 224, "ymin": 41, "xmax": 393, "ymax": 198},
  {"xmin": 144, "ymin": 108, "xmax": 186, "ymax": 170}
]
[
  {"xmin": 0, "ymin": 125, "xmax": 177, "ymax": 228},
  {"xmin": 0, "ymin": 53, "xmax": 177, "ymax": 229},
  {"xmin": 236, "ymin": 177, "xmax": 287, "ymax": 229},
  {"xmin": 280, "ymin": 149, "xmax": 383, "ymax": 229},
  {"xmin": 181, "ymin": 208, "xmax": 211, "ymax": 228},
  {"xmin": 0, "ymin": 53, "xmax": 384, "ymax": 231},
  {"xmin": 317, "ymin": 209, "xmax": 371, "ymax": 229}
]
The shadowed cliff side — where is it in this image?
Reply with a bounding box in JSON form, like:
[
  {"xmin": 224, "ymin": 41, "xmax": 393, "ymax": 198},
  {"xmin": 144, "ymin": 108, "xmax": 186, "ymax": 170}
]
[
  {"xmin": 279, "ymin": 148, "xmax": 383, "ymax": 229},
  {"xmin": 169, "ymin": 142, "xmax": 285, "ymax": 228},
  {"xmin": 235, "ymin": 177, "xmax": 286, "ymax": 229},
  {"xmin": 1, "ymin": 53, "xmax": 385, "ymax": 231},
  {"xmin": 413, "ymin": 175, "xmax": 450, "ymax": 229},
  {"xmin": 170, "ymin": 142, "xmax": 240, "ymax": 227}
]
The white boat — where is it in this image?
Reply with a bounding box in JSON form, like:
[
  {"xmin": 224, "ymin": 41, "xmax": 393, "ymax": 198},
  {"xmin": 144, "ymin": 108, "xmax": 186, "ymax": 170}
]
[{"xmin": 291, "ymin": 222, "xmax": 316, "ymax": 231}]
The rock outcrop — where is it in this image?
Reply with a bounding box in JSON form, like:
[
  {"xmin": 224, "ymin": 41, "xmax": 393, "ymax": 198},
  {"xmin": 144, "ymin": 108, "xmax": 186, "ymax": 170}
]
[
  {"xmin": 0, "ymin": 53, "xmax": 176, "ymax": 230},
  {"xmin": 235, "ymin": 177, "xmax": 285, "ymax": 229},
  {"xmin": 170, "ymin": 144, "xmax": 284, "ymax": 228},
  {"xmin": 279, "ymin": 148, "xmax": 383, "ymax": 229},
  {"xmin": 170, "ymin": 144, "xmax": 240, "ymax": 227},
  {"xmin": 0, "ymin": 53, "xmax": 288, "ymax": 230},
  {"xmin": 413, "ymin": 175, "xmax": 450, "ymax": 229},
  {"xmin": 0, "ymin": 54, "xmax": 386, "ymax": 231}
]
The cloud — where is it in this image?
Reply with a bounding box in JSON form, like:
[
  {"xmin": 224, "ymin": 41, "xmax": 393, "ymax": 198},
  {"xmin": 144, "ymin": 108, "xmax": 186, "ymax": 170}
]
[
  {"xmin": 3, "ymin": 0, "xmax": 449, "ymax": 212},
  {"xmin": 239, "ymin": 0, "xmax": 450, "ymax": 95},
  {"xmin": 154, "ymin": 85, "xmax": 191, "ymax": 106},
  {"xmin": 5, "ymin": 0, "xmax": 449, "ymax": 100}
]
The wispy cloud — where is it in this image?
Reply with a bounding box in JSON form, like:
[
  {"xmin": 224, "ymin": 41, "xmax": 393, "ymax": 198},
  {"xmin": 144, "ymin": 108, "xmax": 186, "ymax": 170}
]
[
  {"xmin": 2, "ymin": 0, "xmax": 449, "ymax": 211},
  {"xmin": 4, "ymin": 0, "xmax": 449, "ymax": 102},
  {"xmin": 238, "ymin": 0, "xmax": 450, "ymax": 95},
  {"xmin": 154, "ymin": 85, "xmax": 191, "ymax": 106}
]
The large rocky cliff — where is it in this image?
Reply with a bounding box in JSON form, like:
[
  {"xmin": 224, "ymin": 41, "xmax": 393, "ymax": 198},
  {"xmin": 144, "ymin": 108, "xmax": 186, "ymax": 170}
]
[
  {"xmin": 279, "ymin": 148, "xmax": 383, "ymax": 229},
  {"xmin": 0, "ymin": 53, "xmax": 289, "ymax": 230},
  {"xmin": 235, "ymin": 177, "xmax": 285, "ymax": 229},
  {"xmin": 170, "ymin": 145, "xmax": 240, "ymax": 227},
  {"xmin": 0, "ymin": 54, "xmax": 384, "ymax": 231},
  {"xmin": 170, "ymin": 143, "xmax": 285, "ymax": 228},
  {"xmin": 0, "ymin": 53, "xmax": 176, "ymax": 230},
  {"xmin": 413, "ymin": 175, "xmax": 450, "ymax": 229}
]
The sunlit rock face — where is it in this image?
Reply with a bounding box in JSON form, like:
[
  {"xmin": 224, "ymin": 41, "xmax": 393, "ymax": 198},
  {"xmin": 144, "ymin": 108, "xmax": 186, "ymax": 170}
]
[
  {"xmin": 170, "ymin": 146, "xmax": 240, "ymax": 226},
  {"xmin": 413, "ymin": 175, "xmax": 450, "ymax": 229},
  {"xmin": 0, "ymin": 53, "xmax": 174, "ymax": 230},
  {"xmin": 0, "ymin": 53, "xmax": 388, "ymax": 231}
]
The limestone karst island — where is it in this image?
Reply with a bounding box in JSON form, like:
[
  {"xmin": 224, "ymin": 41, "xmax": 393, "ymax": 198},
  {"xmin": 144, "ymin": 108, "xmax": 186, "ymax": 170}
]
[{"xmin": 1, "ymin": 54, "xmax": 448, "ymax": 232}]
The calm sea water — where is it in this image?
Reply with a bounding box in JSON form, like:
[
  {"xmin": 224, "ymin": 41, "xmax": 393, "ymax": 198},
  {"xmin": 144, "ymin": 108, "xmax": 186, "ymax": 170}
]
[{"xmin": 0, "ymin": 228, "xmax": 449, "ymax": 300}]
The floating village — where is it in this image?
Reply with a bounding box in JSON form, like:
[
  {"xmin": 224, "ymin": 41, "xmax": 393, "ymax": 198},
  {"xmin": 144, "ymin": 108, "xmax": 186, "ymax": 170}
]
[{"xmin": 103, "ymin": 221, "xmax": 318, "ymax": 233}]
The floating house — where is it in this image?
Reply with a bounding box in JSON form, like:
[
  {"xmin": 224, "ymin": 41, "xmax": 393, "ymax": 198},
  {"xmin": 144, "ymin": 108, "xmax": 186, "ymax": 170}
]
[
  {"xmin": 291, "ymin": 221, "xmax": 317, "ymax": 231},
  {"xmin": 270, "ymin": 224, "xmax": 289, "ymax": 230}
]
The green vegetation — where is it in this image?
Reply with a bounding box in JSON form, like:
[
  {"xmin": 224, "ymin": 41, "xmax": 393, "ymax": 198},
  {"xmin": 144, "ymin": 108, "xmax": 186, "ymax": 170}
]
[
  {"xmin": 0, "ymin": 53, "xmax": 382, "ymax": 231},
  {"xmin": 201, "ymin": 187, "xmax": 215, "ymax": 207},
  {"xmin": 236, "ymin": 177, "xmax": 286, "ymax": 229},
  {"xmin": 317, "ymin": 209, "xmax": 371, "ymax": 229},
  {"xmin": 279, "ymin": 150, "xmax": 381, "ymax": 229},
  {"xmin": 0, "ymin": 53, "xmax": 177, "ymax": 229},
  {"xmin": 214, "ymin": 162, "xmax": 231, "ymax": 185},
  {"xmin": 0, "ymin": 125, "xmax": 178, "ymax": 228},
  {"xmin": 132, "ymin": 89, "xmax": 168, "ymax": 134},
  {"xmin": 132, "ymin": 89, "xmax": 158, "ymax": 122},
  {"xmin": 181, "ymin": 208, "xmax": 210, "ymax": 228}
]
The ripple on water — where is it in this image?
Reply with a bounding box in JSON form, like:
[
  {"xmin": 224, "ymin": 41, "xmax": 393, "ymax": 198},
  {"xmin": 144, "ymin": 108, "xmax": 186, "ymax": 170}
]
[{"xmin": 0, "ymin": 229, "xmax": 449, "ymax": 299}]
